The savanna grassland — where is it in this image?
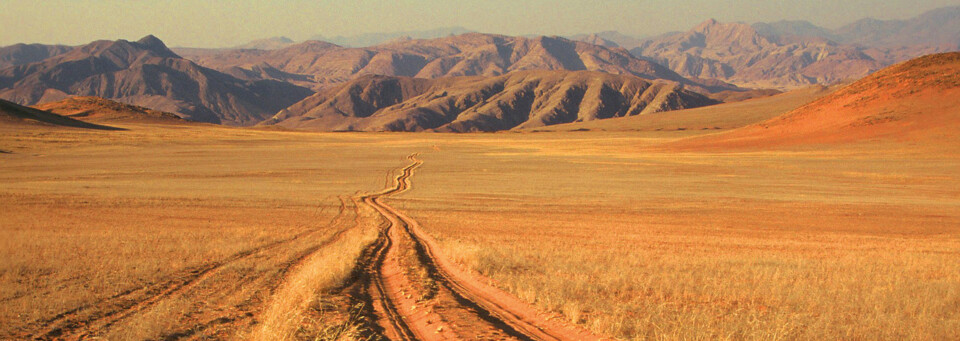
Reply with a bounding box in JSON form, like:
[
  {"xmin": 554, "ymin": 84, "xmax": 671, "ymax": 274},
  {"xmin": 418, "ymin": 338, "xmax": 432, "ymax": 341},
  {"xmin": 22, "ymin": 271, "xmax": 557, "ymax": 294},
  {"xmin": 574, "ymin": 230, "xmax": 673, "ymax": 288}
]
[
  {"xmin": 397, "ymin": 134, "xmax": 960, "ymax": 340},
  {"xmin": 2, "ymin": 102, "xmax": 959, "ymax": 339},
  {"xmin": 0, "ymin": 123, "xmax": 421, "ymax": 339}
]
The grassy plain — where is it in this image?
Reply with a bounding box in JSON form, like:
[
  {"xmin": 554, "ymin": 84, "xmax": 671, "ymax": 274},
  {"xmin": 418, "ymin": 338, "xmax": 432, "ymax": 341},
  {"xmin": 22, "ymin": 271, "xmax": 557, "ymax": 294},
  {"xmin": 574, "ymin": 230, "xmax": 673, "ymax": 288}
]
[
  {"xmin": 0, "ymin": 123, "xmax": 417, "ymax": 339},
  {"xmin": 2, "ymin": 101, "xmax": 959, "ymax": 339},
  {"xmin": 398, "ymin": 135, "xmax": 960, "ymax": 340}
]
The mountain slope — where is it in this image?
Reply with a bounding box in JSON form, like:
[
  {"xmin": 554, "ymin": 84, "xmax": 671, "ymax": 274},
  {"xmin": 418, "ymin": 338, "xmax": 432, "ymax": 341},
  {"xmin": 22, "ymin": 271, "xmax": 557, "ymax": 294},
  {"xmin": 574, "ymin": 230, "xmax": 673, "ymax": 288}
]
[
  {"xmin": 0, "ymin": 44, "xmax": 73, "ymax": 69},
  {"xmin": 0, "ymin": 36, "xmax": 313, "ymax": 125},
  {"xmin": 836, "ymin": 6, "xmax": 960, "ymax": 49},
  {"xmin": 261, "ymin": 70, "xmax": 719, "ymax": 132},
  {"xmin": 633, "ymin": 19, "xmax": 883, "ymax": 89},
  {"xmin": 670, "ymin": 52, "xmax": 960, "ymax": 149},
  {"xmin": 177, "ymin": 33, "xmax": 727, "ymax": 93}
]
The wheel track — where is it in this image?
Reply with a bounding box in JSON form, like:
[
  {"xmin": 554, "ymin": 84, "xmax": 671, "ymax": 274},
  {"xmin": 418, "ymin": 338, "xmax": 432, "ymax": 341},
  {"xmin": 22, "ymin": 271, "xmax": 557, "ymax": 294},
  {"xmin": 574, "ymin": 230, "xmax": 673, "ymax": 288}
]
[
  {"xmin": 29, "ymin": 197, "xmax": 353, "ymax": 340},
  {"xmin": 356, "ymin": 153, "xmax": 605, "ymax": 341},
  {"xmin": 354, "ymin": 158, "xmax": 426, "ymax": 341}
]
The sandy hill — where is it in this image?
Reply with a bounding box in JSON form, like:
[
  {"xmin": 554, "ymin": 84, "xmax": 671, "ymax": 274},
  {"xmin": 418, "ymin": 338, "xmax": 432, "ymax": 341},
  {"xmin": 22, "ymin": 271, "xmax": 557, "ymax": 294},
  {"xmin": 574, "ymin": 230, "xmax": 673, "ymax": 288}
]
[
  {"xmin": 175, "ymin": 33, "xmax": 735, "ymax": 94},
  {"xmin": 0, "ymin": 98, "xmax": 121, "ymax": 130},
  {"xmin": 33, "ymin": 96, "xmax": 187, "ymax": 123},
  {"xmin": 260, "ymin": 70, "xmax": 718, "ymax": 132},
  {"xmin": 669, "ymin": 52, "xmax": 960, "ymax": 150},
  {"xmin": 0, "ymin": 35, "xmax": 313, "ymax": 125}
]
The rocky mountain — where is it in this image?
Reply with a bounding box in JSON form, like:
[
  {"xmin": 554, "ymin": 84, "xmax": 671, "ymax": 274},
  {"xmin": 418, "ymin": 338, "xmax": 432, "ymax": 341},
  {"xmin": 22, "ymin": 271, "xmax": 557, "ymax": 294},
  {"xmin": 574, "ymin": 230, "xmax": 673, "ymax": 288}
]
[
  {"xmin": 311, "ymin": 27, "xmax": 474, "ymax": 47},
  {"xmin": 751, "ymin": 20, "xmax": 839, "ymax": 42},
  {"xmin": 0, "ymin": 35, "xmax": 313, "ymax": 125},
  {"xmin": 573, "ymin": 34, "xmax": 622, "ymax": 48},
  {"xmin": 632, "ymin": 19, "xmax": 884, "ymax": 89},
  {"xmin": 632, "ymin": 6, "xmax": 959, "ymax": 89},
  {"xmin": 0, "ymin": 44, "xmax": 73, "ymax": 69},
  {"xmin": 260, "ymin": 70, "xmax": 718, "ymax": 132},
  {"xmin": 569, "ymin": 31, "xmax": 648, "ymax": 49},
  {"xmin": 836, "ymin": 6, "xmax": 960, "ymax": 49},
  {"xmin": 176, "ymin": 33, "xmax": 729, "ymax": 94},
  {"xmin": 671, "ymin": 52, "xmax": 960, "ymax": 149}
]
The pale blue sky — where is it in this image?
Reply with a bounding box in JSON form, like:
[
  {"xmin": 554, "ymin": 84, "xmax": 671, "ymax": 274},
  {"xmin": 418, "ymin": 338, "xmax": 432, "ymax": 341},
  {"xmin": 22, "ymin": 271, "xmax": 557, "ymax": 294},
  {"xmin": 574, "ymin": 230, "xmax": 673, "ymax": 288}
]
[{"xmin": 1, "ymin": 0, "xmax": 957, "ymax": 47}]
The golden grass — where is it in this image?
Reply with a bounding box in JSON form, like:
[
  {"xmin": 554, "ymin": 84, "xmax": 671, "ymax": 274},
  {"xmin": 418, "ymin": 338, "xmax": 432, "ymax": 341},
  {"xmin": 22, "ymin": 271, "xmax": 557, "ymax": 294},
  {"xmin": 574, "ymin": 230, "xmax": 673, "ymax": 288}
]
[
  {"xmin": 3, "ymin": 110, "xmax": 959, "ymax": 339},
  {"xmin": 249, "ymin": 206, "xmax": 379, "ymax": 341},
  {"xmin": 0, "ymin": 124, "xmax": 417, "ymax": 339},
  {"xmin": 398, "ymin": 136, "xmax": 960, "ymax": 340}
]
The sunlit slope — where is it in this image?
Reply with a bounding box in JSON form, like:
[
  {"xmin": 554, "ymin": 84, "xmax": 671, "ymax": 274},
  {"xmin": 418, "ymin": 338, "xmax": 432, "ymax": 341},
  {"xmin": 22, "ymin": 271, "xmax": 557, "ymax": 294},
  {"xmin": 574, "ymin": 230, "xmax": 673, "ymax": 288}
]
[
  {"xmin": 529, "ymin": 85, "xmax": 834, "ymax": 133},
  {"xmin": 670, "ymin": 52, "xmax": 960, "ymax": 149}
]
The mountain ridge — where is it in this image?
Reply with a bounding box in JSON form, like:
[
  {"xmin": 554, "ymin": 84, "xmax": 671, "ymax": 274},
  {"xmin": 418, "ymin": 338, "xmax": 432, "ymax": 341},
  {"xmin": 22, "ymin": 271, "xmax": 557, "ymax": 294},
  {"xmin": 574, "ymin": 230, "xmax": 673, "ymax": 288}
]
[{"xmin": 261, "ymin": 70, "xmax": 719, "ymax": 132}]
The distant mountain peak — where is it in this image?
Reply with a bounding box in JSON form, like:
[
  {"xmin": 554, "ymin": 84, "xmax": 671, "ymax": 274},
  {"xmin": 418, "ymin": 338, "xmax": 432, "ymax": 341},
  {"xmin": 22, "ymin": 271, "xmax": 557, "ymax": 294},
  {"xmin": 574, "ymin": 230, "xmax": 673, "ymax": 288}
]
[
  {"xmin": 137, "ymin": 35, "xmax": 166, "ymax": 49},
  {"xmin": 134, "ymin": 35, "xmax": 177, "ymax": 57},
  {"xmin": 696, "ymin": 18, "xmax": 720, "ymax": 29}
]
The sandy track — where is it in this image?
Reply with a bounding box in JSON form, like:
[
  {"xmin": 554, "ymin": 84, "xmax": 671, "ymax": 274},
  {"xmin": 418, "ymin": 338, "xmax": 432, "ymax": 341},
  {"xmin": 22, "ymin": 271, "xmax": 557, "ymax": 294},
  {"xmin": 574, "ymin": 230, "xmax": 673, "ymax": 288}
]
[
  {"xmin": 26, "ymin": 198, "xmax": 356, "ymax": 340},
  {"xmin": 356, "ymin": 154, "xmax": 604, "ymax": 341}
]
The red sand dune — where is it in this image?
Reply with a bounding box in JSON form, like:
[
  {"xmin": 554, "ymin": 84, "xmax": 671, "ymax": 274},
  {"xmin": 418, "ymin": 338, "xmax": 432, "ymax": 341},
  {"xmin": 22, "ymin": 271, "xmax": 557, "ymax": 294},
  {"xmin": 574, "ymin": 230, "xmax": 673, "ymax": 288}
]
[{"xmin": 669, "ymin": 52, "xmax": 960, "ymax": 150}]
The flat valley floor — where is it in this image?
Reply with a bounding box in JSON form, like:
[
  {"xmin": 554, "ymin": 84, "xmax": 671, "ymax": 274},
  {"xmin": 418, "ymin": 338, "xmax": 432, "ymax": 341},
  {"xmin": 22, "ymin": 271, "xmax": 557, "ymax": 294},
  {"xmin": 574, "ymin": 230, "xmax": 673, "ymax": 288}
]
[{"xmin": 2, "ymin": 122, "xmax": 958, "ymax": 340}]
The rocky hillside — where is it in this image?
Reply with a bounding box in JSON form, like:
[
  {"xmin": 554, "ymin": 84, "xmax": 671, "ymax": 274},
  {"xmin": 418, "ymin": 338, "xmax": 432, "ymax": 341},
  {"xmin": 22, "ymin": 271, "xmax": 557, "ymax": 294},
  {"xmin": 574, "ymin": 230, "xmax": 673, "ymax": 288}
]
[
  {"xmin": 261, "ymin": 70, "xmax": 718, "ymax": 132},
  {"xmin": 0, "ymin": 36, "xmax": 313, "ymax": 125}
]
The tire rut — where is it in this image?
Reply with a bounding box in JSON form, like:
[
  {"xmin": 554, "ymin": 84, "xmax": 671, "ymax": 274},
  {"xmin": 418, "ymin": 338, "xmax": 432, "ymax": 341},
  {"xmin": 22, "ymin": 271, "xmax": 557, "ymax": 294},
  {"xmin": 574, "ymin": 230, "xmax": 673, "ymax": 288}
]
[{"xmin": 360, "ymin": 154, "xmax": 600, "ymax": 340}]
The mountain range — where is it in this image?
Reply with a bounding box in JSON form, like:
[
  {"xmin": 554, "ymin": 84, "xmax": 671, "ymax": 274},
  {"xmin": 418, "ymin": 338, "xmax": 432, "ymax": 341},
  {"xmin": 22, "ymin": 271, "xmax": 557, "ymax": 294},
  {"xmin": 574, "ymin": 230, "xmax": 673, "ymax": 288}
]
[
  {"xmin": 261, "ymin": 70, "xmax": 717, "ymax": 132},
  {"xmin": 173, "ymin": 33, "xmax": 728, "ymax": 94},
  {"xmin": 0, "ymin": 36, "xmax": 312, "ymax": 125},
  {"xmin": 579, "ymin": 6, "xmax": 959, "ymax": 89},
  {"xmin": 1, "ymin": 6, "xmax": 956, "ymax": 130},
  {"xmin": 310, "ymin": 27, "xmax": 474, "ymax": 47}
]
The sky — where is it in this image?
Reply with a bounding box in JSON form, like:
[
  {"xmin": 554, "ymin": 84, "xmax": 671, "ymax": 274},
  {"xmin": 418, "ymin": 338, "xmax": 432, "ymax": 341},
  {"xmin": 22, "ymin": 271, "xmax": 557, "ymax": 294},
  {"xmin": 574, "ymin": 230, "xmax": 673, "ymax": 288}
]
[{"xmin": 1, "ymin": 0, "xmax": 957, "ymax": 47}]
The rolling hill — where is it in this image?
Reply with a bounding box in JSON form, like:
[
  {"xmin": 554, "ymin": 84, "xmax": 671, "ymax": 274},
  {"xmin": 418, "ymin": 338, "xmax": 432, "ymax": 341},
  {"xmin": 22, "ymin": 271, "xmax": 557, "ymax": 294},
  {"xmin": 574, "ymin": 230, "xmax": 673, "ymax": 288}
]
[
  {"xmin": 669, "ymin": 52, "xmax": 960, "ymax": 149},
  {"xmin": 260, "ymin": 70, "xmax": 718, "ymax": 132},
  {"xmin": 0, "ymin": 36, "xmax": 313, "ymax": 125},
  {"xmin": 34, "ymin": 96, "xmax": 187, "ymax": 124},
  {"xmin": 0, "ymin": 98, "xmax": 121, "ymax": 130}
]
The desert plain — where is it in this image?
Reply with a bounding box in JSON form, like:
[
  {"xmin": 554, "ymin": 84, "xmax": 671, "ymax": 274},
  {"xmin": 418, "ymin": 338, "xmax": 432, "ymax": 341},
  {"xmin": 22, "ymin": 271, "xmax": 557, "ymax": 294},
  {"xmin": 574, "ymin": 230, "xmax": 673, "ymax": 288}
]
[{"xmin": 2, "ymin": 54, "xmax": 959, "ymax": 341}]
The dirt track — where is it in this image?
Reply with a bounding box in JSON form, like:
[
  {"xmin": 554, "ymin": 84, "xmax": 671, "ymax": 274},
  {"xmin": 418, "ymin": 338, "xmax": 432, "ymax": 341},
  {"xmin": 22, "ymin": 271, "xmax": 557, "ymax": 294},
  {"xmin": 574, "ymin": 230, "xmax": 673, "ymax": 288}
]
[
  {"xmin": 20, "ymin": 154, "xmax": 604, "ymax": 340},
  {"xmin": 355, "ymin": 154, "xmax": 603, "ymax": 341}
]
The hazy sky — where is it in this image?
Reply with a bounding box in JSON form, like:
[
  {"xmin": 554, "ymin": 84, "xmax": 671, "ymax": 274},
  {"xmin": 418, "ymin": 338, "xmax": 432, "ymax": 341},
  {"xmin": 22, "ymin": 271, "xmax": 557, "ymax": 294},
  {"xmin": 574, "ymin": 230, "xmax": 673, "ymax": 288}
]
[{"xmin": 2, "ymin": 0, "xmax": 957, "ymax": 47}]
